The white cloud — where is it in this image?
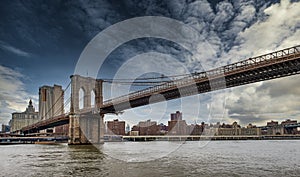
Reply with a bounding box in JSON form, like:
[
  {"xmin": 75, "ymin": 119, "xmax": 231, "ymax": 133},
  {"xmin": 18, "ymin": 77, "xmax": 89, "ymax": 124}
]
[
  {"xmin": 224, "ymin": 76, "xmax": 300, "ymax": 126},
  {"xmin": 0, "ymin": 40, "xmax": 32, "ymax": 57},
  {"xmin": 0, "ymin": 65, "xmax": 38, "ymax": 124},
  {"xmin": 219, "ymin": 0, "xmax": 300, "ymax": 125},
  {"xmin": 228, "ymin": 0, "xmax": 300, "ymax": 59}
]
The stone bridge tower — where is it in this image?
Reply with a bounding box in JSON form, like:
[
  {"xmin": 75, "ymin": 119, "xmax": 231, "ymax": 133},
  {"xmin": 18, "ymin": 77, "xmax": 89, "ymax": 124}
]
[{"xmin": 68, "ymin": 75, "xmax": 104, "ymax": 144}]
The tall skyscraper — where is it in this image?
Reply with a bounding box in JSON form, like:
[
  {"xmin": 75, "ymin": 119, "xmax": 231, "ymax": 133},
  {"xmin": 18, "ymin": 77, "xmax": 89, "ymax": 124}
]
[{"xmin": 39, "ymin": 85, "xmax": 64, "ymax": 120}]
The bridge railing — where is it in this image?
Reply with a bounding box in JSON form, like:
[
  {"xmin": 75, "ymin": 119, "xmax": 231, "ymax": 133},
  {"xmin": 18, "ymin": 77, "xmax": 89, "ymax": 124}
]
[
  {"xmin": 103, "ymin": 45, "xmax": 300, "ymax": 107},
  {"xmin": 221, "ymin": 45, "xmax": 300, "ymax": 75}
]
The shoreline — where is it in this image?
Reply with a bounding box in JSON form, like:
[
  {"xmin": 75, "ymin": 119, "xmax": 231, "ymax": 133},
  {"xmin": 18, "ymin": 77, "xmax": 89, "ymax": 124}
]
[
  {"xmin": 110, "ymin": 135, "xmax": 300, "ymax": 142},
  {"xmin": 1, "ymin": 135, "xmax": 300, "ymax": 145}
]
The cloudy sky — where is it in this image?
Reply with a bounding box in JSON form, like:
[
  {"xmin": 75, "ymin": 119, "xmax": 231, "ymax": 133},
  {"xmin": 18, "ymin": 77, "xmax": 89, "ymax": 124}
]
[{"xmin": 0, "ymin": 0, "xmax": 299, "ymax": 127}]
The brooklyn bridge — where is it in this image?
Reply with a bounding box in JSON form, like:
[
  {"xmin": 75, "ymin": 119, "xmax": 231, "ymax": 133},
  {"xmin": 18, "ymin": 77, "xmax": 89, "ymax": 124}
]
[{"xmin": 15, "ymin": 45, "xmax": 300, "ymax": 144}]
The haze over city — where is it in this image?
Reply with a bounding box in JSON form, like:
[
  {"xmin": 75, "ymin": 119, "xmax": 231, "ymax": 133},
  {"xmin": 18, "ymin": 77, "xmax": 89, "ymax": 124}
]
[{"xmin": 0, "ymin": 0, "xmax": 300, "ymax": 128}]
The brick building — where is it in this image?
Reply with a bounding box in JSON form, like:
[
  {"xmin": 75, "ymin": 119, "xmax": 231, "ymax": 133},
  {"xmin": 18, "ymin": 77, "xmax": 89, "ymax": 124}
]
[
  {"xmin": 106, "ymin": 119, "xmax": 125, "ymax": 135},
  {"xmin": 132, "ymin": 119, "xmax": 160, "ymax": 135},
  {"xmin": 168, "ymin": 111, "xmax": 187, "ymax": 135}
]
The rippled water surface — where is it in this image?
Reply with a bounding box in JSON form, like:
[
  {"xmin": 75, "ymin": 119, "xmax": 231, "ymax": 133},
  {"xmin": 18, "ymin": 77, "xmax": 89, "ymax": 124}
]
[{"xmin": 1, "ymin": 140, "xmax": 299, "ymax": 176}]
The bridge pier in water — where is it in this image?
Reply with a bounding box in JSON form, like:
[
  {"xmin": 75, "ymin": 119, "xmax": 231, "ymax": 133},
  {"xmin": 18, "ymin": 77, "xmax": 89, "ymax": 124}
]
[
  {"xmin": 68, "ymin": 113, "xmax": 105, "ymax": 145},
  {"xmin": 68, "ymin": 75, "xmax": 105, "ymax": 145}
]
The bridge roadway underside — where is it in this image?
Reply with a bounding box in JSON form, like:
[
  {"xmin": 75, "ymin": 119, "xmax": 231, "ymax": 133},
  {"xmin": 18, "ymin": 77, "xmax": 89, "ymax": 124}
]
[
  {"xmin": 101, "ymin": 56, "xmax": 300, "ymax": 113},
  {"xmin": 21, "ymin": 115, "xmax": 69, "ymax": 134}
]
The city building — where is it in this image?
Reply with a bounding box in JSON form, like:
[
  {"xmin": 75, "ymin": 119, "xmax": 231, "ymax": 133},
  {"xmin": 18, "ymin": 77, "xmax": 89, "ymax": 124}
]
[
  {"xmin": 186, "ymin": 124, "xmax": 195, "ymax": 135},
  {"xmin": 187, "ymin": 123, "xmax": 205, "ymax": 135},
  {"xmin": 106, "ymin": 119, "xmax": 125, "ymax": 135},
  {"xmin": 263, "ymin": 120, "xmax": 284, "ymax": 135},
  {"xmin": 121, "ymin": 115, "xmax": 300, "ymax": 137},
  {"xmin": 281, "ymin": 119, "xmax": 297, "ymax": 126},
  {"xmin": 216, "ymin": 122, "xmax": 240, "ymax": 136},
  {"xmin": 267, "ymin": 120, "xmax": 279, "ymax": 127},
  {"xmin": 53, "ymin": 124, "xmax": 69, "ymax": 135},
  {"xmin": 39, "ymin": 85, "xmax": 65, "ymax": 134},
  {"xmin": 282, "ymin": 119, "xmax": 298, "ymax": 134},
  {"xmin": 129, "ymin": 131, "xmax": 139, "ymax": 136},
  {"xmin": 262, "ymin": 119, "xmax": 299, "ymax": 135},
  {"xmin": 240, "ymin": 127, "xmax": 261, "ymax": 135},
  {"xmin": 208, "ymin": 122, "xmax": 261, "ymax": 136},
  {"xmin": 168, "ymin": 111, "xmax": 187, "ymax": 135},
  {"xmin": 131, "ymin": 119, "xmax": 160, "ymax": 135},
  {"xmin": 170, "ymin": 111, "xmax": 182, "ymax": 121},
  {"xmin": 10, "ymin": 100, "xmax": 39, "ymax": 132},
  {"xmin": 158, "ymin": 123, "xmax": 168, "ymax": 135},
  {"xmin": 39, "ymin": 85, "xmax": 64, "ymax": 120}
]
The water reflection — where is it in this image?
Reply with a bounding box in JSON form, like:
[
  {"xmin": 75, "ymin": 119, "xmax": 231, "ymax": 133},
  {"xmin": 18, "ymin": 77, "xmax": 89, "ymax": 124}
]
[{"xmin": 1, "ymin": 141, "xmax": 300, "ymax": 177}]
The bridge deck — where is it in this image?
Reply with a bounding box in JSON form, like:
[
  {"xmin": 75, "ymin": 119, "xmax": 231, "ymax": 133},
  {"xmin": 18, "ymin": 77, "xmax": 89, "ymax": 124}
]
[
  {"xmin": 101, "ymin": 45, "xmax": 300, "ymax": 113},
  {"xmin": 21, "ymin": 114, "xmax": 69, "ymax": 133}
]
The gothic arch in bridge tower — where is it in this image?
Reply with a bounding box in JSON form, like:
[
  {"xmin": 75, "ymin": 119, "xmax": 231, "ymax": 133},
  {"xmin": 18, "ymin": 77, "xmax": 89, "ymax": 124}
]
[
  {"xmin": 70, "ymin": 75, "xmax": 103, "ymax": 113},
  {"xmin": 91, "ymin": 89, "xmax": 96, "ymax": 107},
  {"xmin": 79, "ymin": 87, "xmax": 85, "ymax": 110}
]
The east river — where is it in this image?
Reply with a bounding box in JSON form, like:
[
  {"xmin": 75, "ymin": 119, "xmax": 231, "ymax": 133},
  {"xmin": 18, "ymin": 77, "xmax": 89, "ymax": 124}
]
[{"xmin": 1, "ymin": 140, "xmax": 299, "ymax": 177}]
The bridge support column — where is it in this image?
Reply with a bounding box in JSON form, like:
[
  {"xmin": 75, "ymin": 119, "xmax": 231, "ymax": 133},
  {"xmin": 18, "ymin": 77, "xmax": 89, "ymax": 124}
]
[
  {"xmin": 68, "ymin": 113, "xmax": 87, "ymax": 144},
  {"xmin": 68, "ymin": 113, "xmax": 105, "ymax": 145},
  {"xmin": 68, "ymin": 75, "xmax": 104, "ymax": 145}
]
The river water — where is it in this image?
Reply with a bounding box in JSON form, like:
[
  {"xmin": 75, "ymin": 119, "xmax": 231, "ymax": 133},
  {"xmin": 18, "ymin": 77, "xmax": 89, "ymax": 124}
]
[{"xmin": 1, "ymin": 140, "xmax": 299, "ymax": 177}]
